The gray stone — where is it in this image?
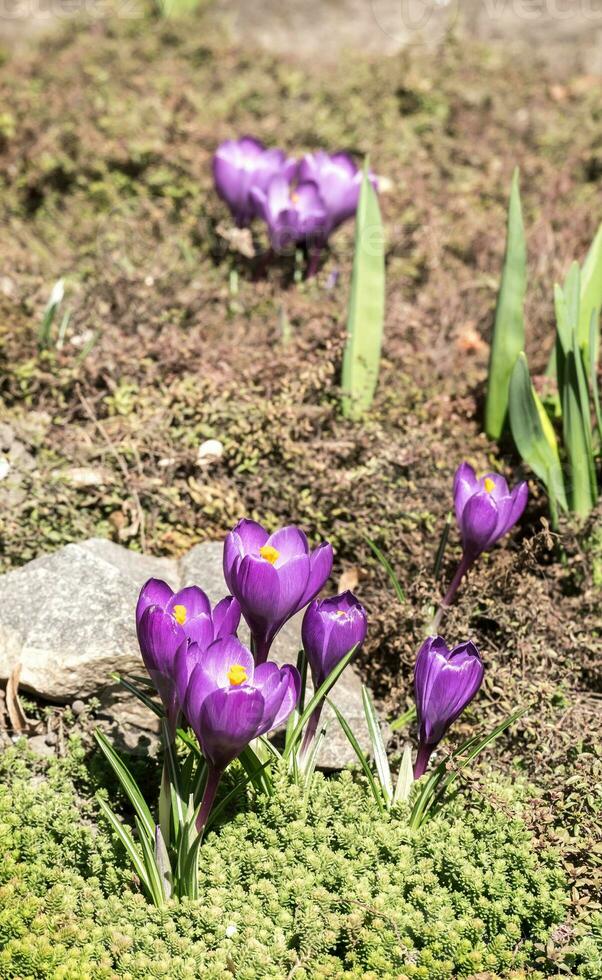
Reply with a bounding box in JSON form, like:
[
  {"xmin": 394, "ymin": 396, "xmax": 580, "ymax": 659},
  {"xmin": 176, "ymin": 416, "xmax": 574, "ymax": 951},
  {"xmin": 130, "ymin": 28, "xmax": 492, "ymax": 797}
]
[
  {"xmin": 0, "ymin": 538, "xmax": 371, "ymax": 768},
  {"xmin": 26, "ymin": 734, "xmax": 56, "ymax": 758}
]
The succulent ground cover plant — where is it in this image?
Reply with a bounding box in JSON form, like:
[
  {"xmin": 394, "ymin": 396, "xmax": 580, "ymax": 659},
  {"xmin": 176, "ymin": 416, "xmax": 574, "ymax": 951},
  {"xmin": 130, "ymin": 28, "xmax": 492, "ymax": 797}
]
[{"xmin": 2, "ymin": 742, "xmax": 599, "ymax": 979}]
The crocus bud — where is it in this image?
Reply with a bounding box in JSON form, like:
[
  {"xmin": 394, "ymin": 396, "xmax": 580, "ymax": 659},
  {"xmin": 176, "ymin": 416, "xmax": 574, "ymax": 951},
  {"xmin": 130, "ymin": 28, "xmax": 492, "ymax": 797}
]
[
  {"xmin": 413, "ymin": 635, "xmax": 484, "ymax": 778},
  {"xmin": 177, "ymin": 635, "xmax": 300, "ymax": 831},
  {"xmin": 454, "ymin": 462, "xmax": 528, "ymax": 563},
  {"xmin": 212, "ymin": 137, "xmax": 296, "ymax": 227},
  {"xmin": 298, "ymin": 151, "xmax": 377, "ymax": 233},
  {"xmin": 250, "ymin": 175, "xmax": 329, "ymax": 251},
  {"xmin": 299, "ymin": 591, "xmax": 367, "ymax": 763},
  {"xmin": 301, "ymin": 591, "xmax": 367, "ymax": 688},
  {"xmin": 223, "ymin": 519, "xmax": 333, "ymax": 664}
]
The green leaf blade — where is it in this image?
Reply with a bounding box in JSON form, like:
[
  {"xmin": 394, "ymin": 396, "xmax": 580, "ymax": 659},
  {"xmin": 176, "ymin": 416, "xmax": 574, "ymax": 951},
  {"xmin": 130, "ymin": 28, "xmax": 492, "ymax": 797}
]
[
  {"xmin": 326, "ymin": 698, "xmax": 385, "ymax": 813},
  {"xmin": 283, "ymin": 645, "xmax": 358, "ymax": 761},
  {"xmin": 508, "ymin": 352, "xmax": 568, "ymax": 523},
  {"xmin": 485, "ymin": 168, "xmax": 527, "ymax": 439},
  {"xmin": 579, "ymin": 222, "xmax": 602, "ymax": 355},
  {"xmin": 341, "ymin": 163, "xmax": 385, "ymax": 420},
  {"xmin": 361, "ymin": 685, "xmax": 393, "ymax": 803},
  {"xmin": 94, "ymin": 729, "xmax": 156, "ymax": 842}
]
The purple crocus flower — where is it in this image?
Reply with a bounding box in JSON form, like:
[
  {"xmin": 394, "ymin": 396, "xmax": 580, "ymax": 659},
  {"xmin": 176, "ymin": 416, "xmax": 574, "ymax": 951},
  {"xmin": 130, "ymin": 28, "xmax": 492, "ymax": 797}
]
[
  {"xmin": 136, "ymin": 579, "xmax": 241, "ymax": 730},
  {"xmin": 250, "ymin": 174, "xmax": 329, "ymax": 252},
  {"xmin": 224, "ymin": 519, "xmax": 333, "ymax": 665},
  {"xmin": 299, "ymin": 591, "xmax": 367, "ymax": 759},
  {"xmin": 454, "ymin": 462, "xmax": 528, "ymax": 562},
  {"xmin": 431, "ymin": 463, "xmax": 529, "ymax": 631},
  {"xmin": 213, "ymin": 137, "xmax": 296, "ymax": 227},
  {"xmin": 413, "ymin": 635, "xmax": 484, "ymax": 778},
  {"xmin": 302, "ymin": 591, "xmax": 368, "ymax": 687},
  {"xmin": 177, "ymin": 634, "xmax": 300, "ymax": 830},
  {"xmin": 298, "ymin": 151, "xmax": 372, "ymax": 234}
]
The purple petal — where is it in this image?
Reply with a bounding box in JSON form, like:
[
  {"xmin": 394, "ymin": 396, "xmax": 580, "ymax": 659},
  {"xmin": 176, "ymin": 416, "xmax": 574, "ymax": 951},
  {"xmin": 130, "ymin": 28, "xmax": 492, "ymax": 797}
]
[
  {"xmin": 266, "ymin": 525, "xmax": 309, "ymax": 564},
  {"xmin": 251, "ymin": 148, "xmax": 296, "ymax": 195},
  {"xmin": 167, "ymin": 586, "xmax": 211, "ymax": 622},
  {"xmin": 497, "ymin": 481, "xmax": 528, "ymax": 538},
  {"xmin": 295, "ymin": 541, "xmax": 334, "ymax": 613},
  {"xmin": 255, "ymin": 662, "xmax": 300, "ymax": 732},
  {"xmin": 199, "ymin": 636, "xmax": 255, "ymax": 689},
  {"xmin": 271, "ymin": 554, "xmax": 311, "ymax": 622},
  {"xmin": 423, "ymin": 650, "xmax": 484, "ymax": 744},
  {"xmin": 453, "ymin": 462, "xmax": 479, "ymax": 525},
  {"xmin": 236, "ymin": 136, "xmax": 266, "ymax": 157},
  {"xmin": 136, "ymin": 607, "xmax": 185, "ymax": 717},
  {"xmin": 267, "ymin": 208, "xmax": 300, "ymax": 250},
  {"xmin": 234, "ymin": 554, "xmax": 281, "ymax": 630},
  {"xmin": 183, "ymin": 663, "xmax": 217, "ymax": 735},
  {"xmin": 297, "ymin": 153, "xmax": 359, "ymax": 232},
  {"xmin": 136, "ymin": 578, "xmax": 173, "ymax": 625},
  {"xmin": 136, "ymin": 606, "xmax": 185, "ymax": 677},
  {"xmin": 174, "ymin": 638, "xmax": 204, "ymax": 714},
  {"xmin": 231, "ymin": 519, "xmax": 269, "ymax": 556},
  {"xmin": 197, "ymin": 687, "xmax": 266, "ymax": 770},
  {"xmin": 223, "ymin": 519, "xmax": 268, "ymax": 590},
  {"xmin": 213, "ymin": 596, "xmax": 242, "ymax": 638},
  {"xmin": 183, "ymin": 614, "xmax": 215, "ymax": 651},
  {"xmin": 249, "ymin": 185, "xmax": 268, "ymax": 221},
  {"xmin": 480, "ymin": 471, "xmax": 510, "ymax": 501},
  {"xmin": 459, "ymin": 492, "xmax": 499, "ymax": 559},
  {"xmin": 330, "ymin": 152, "xmax": 358, "ymax": 177},
  {"xmin": 212, "ymin": 156, "xmax": 251, "ymax": 224},
  {"xmin": 251, "ymin": 661, "xmax": 287, "ymax": 724},
  {"xmin": 266, "ymin": 173, "xmax": 293, "ymax": 213},
  {"xmin": 413, "ymin": 636, "xmax": 450, "ymax": 720}
]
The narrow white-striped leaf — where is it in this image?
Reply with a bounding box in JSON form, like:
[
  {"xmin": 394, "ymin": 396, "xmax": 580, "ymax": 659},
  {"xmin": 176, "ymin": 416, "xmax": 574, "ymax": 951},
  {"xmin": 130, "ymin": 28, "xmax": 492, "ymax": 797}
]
[
  {"xmin": 393, "ymin": 744, "xmax": 414, "ymax": 805},
  {"xmin": 361, "ymin": 685, "xmax": 393, "ymax": 803}
]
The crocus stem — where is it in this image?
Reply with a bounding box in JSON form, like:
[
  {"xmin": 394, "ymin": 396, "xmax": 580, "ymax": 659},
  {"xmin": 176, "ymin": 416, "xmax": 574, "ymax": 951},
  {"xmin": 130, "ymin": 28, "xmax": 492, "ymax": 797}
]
[
  {"xmin": 413, "ymin": 742, "xmax": 434, "ymax": 779},
  {"xmin": 251, "ymin": 634, "xmax": 270, "ymax": 666},
  {"xmin": 158, "ymin": 757, "xmax": 171, "ymax": 848},
  {"xmin": 253, "ymin": 247, "xmax": 274, "ymax": 280},
  {"xmin": 299, "ymin": 703, "xmax": 323, "ymax": 765},
  {"xmin": 429, "ymin": 554, "xmax": 472, "ymax": 633},
  {"xmin": 196, "ymin": 765, "xmax": 222, "ymax": 834},
  {"xmin": 306, "ymin": 247, "xmax": 322, "ymax": 279}
]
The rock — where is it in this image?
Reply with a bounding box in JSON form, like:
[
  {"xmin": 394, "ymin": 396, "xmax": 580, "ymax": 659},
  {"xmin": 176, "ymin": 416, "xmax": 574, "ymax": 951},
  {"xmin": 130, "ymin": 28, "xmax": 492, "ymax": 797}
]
[
  {"xmin": 71, "ymin": 699, "xmax": 86, "ymax": 716},
  {"xmin": 0, "ymin": 538, "xmax": 373, "ymax": 768},
  {"xmin": 59, "ymin": 466, "xmax": 112, "ymax": 489},
  {"xmin": 26, "ymin": 734, "xmax": 56, "ymax": 758}
]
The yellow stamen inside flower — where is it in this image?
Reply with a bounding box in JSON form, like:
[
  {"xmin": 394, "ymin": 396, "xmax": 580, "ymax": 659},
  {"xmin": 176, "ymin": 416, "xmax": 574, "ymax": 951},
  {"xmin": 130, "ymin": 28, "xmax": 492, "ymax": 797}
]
[
  {"xmin": 227, "ymin": 664, "xmax": 248, "ymax": 686},
  {"xmin": 290, "ymin": 191, "xmax": 300, "ymax": 204},
  {"xmin": 484, "ymin": 477, "xmax": 495, "ymax": 493},
  {"xmin": 172, "ymin": 604, "xmax": 187, "ymax": 625},
  {"xmin": 259, "ymin": 544, "xmax": 280, "ymax": 564},
  {"xmin": 335, "ymin": 610, "xmax": 346, "ymax": 618}
]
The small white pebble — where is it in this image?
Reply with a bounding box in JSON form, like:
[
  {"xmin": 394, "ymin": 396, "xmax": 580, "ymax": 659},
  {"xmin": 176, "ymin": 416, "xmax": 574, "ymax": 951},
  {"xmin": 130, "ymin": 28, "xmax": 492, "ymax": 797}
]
[
  {"xmin": 225, "ymin": 924, "xmax": 237, "ymax": 938},
  {"xmin": 197, "ymin": 439, "xmax": 224, "ymax": 469},
  {"xmin": 0, "ymin": 456, "xmax": 10, "ymax": 481}
]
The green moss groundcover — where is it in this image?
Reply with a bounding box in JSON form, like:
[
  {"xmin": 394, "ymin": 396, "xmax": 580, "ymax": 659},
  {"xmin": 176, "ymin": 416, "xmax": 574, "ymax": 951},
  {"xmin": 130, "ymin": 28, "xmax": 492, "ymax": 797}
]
[{"xmin": 0, "ymin": 742, "xmax": 600, "ymax": 979}]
